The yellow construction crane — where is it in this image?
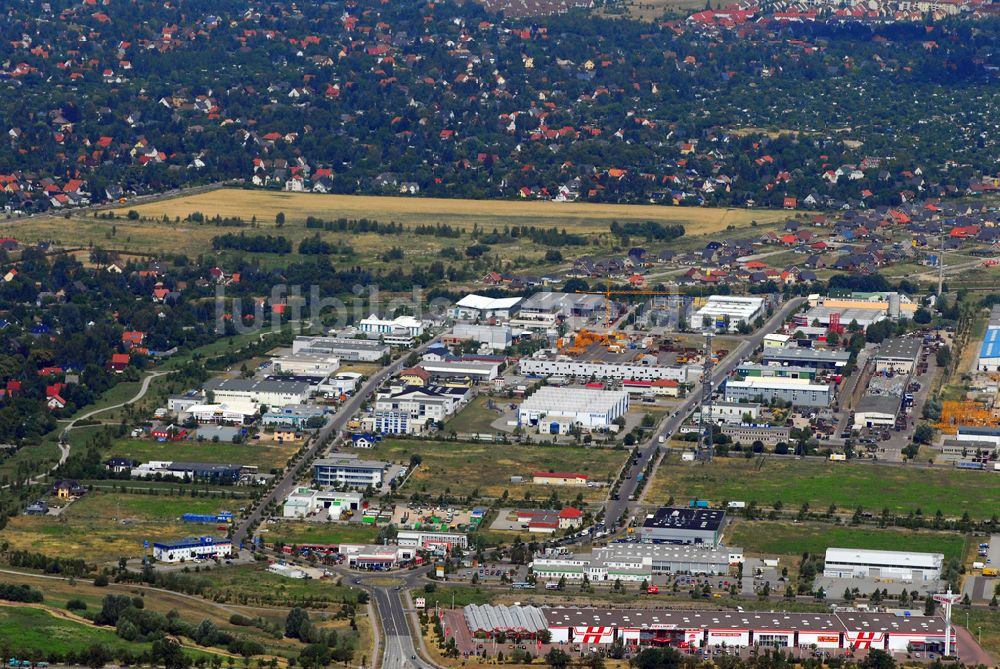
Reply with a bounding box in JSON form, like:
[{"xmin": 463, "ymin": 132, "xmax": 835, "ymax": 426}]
[{"xmin": 582, "ymin": 288, "xmax": 681, "ymax": 330}]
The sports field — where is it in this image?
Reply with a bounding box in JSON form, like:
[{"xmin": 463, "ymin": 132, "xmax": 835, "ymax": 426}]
[
  {"xmin": 646, "ymin": 455, "xmax": 999, "ymax": 519},
  {"xmin": 110, "ymin": 189, "xmax": 787, "ymax": 233},
  {"xmin": 2, "ymin": 491, "xmax": 235, "ymax": 563},
  {"xmin": 370, "ymin": 439, "xmax": 628, "ymax": 502},
  {"xmin": 727, "ymin": 521, "xmax": 966, "ymax": 561}
]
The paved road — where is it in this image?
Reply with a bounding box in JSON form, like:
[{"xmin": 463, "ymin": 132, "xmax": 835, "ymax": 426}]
[
  {"xmin": 1, "ymin": 370, "xmax": 169, "ymax": 490},
  {"xmin": 604, "ymin": 296, "xmax": 806, "ymax": 526},
  {"xmin": 233, "ymin": 337, "xmax": 440, "ymax": 547}
]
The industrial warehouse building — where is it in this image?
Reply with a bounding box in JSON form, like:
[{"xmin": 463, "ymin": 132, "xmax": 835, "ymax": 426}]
[
  {"xmin": 313, "ymin": 454, "xmax": 390, "ymax": 488},
  {"xmin": 977, "ymin": 307, "xmax": 1000, "ymax": 372},
  {"xmin": 699, "ymin": 401, "xmax": 761, "ymax": 424},
  {"xmin": 823, "ymin": 548, "xmax": 943, "ymax": 582},
  {"xmin": 358, "ymin": 314, "xmax": 424, "ymax": 346},
  {"xmin": 956, "ymin": 425, "xmax": 1000, "ymax": 447},
  {"xmin": 693, "ymin": 296, "xmax": 765, "ymax": 332},
  {"xmin": 291, "ymin": 336, "xmax": 389, "ymax": 362},
  {"xmin": 282, "ymin": 488, "xmax": 364, "ymax": 519},
  {"xmin": 719, "ymin": 423, "xmax": 791, "ymax": 446},
  {"xmin": 204, "ymin": 377, "xmax": 310, "ymax": 407},
  {"xmin": 518, "ymin": 386, "xmax": 629, "ymax": 434},
  {"xmin": 852, "ymin": 395, "xmax": 902, "ymax": 429},
  {"xmin": 723, "ymin": 376, "xmax": 833, "ymax": 407},
  {"xmin": 761, "ymin": 346, "xmax": 850, "ymax": 370},
  {"xmin": 450, "ymin": 294, "xmax": 524, "ymax": 321},
  {"xmin": 531, "ymin": 543, "xmax": 742, "ymax": 582},
  {"xmin": 735, "ymin": 363, "xmax": 817, "ymax": 381},
  {"xmin": 153, "ymin": 536, "xmax": 232, "ymax": 563},
  {"xmin": 269, "ymin": 352, "xmax": 341, "ymax": 378},
  {"xmin": 519, "ymin": 357, "xmax": 687, "ymax": 382},
  {"xmin": 459, "ymin": 607, "xmax": 954, "ymax": 652},
  {"xmin": 448, "ymin": 323, "xmax": 513, "ymax": 351},
  {"xmin": 639, "ymin": 507, "xmax": 725, "ymax": 546},
  {"xmin": 873, "ymin": 337, "xmax": 922, "ymax": 374}
]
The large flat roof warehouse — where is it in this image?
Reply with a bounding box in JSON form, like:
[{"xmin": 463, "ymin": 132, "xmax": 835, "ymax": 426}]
[
  {"xmin": 762, "ymin": 346, "xmax": 851, "ymax": 366},
  {"xmin": 204, "ymin": 377, "xmax": 311, "ymax": 395},
  {"xmin": 520, "ymin": 292, "xmax": 607, "ymax": 316},
  {"xmin": 520, "ymin": 386, "xmax": 629, "ymax": 415},
  {"xmin": 825, "ymin": 548, "xmax": 943, "ymax": 570},
  {"xmin": 876, "ymin": 337, "xmax": 922, "ymax": 363},
  {"xmin": 694, "ymin": 295, "xmax": 765, "ymax": 320},
  {"xmin": 642, "ymin": 507, "xmax": 725, "ymax": 533},
  {"xmin": 539, "ymin": 607, "xmax": 951, "ymax": 635},
  {"xmin": 979, "ymin": 326, "xmax": 1000, "ymax": 359},
  {"xmin": 801, "ymin": 305, "xmax": 886, "ymax": 329},
  {"xmin": 455, "ymin": 294, "xmax": 524, "ymax": 311}
]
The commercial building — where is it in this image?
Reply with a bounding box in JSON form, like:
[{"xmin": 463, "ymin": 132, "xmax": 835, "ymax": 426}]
[
  {"xmin": 358, "ymin": 314, "xmax": 424, "ymax": 346},
  {"xmin": 313, "ymin": 454, "xmax": 389, "ymax": 488},
  {"xmin": 282, "ymin": 487, "xmax": 364, "ymax": 519},
  {"xmin": 853, "ymin": 395, "xmax": 902, "ymax": 429},
  {"xmin": 639, "ymin": 507, "xmax": 725, "ymax": 546},
  {"xmin": 723, "ymin": 377, "xmax": 832, "ymax": 408},
  {"xmin": 519, "ymin": 292, "xmax": 607, "ymax": 320},
  {"xmin": 533, "ymin": 607, "xmax": 954, "ymax": 652},
  {"xmin": 464, "ymin": 605, "xmax": 548, "ymax": 637},
  {"xmin": 318, "ymin": 373, "xmax": 362, "ymax": 396},
  {"xmin": 736, "ymin": 363, "xmax": 817, "ymax": 381},
  {"xmin": 153, "ymin": 536, "xmax": 232, "ymax": 563},
  {"xmin": 699, "ymin": 401, "xmax": 761, "ymax": 425},
  {"xmin": 516, "ymin": 508, "xmax": 585, "ymax": 533},
  {"xmin": 291, "ymin": 336, "xmax": 389, "ymax": 362},
  {"xmin": 205, "ymin": 377, "xmax": 310, "ymax": 407},
  {"xmin": 519, "ymin": 357, "xmax": 687, "ymax": 383},
  {"xmin": 261, "ymin": 404, "xmax": 327, "ymax": 429},
  {"xmin": 418, "ymin": 359, "xmax": 501, "ymax": 383},
  {"xmin": 531, "ymin": 543, "xmax": 742, "ymax": 582},
  {"xmin": 396, "ymin": 530, "xmax": 468, "ymax": 551},
  {"xmin": 761, "ymin": 346, "xmax": 850, "ymax": 370},
  {"xmin": 186, "ymin": 403, "xmax": 254, "ymax": 425},
  {"xmin": 339, "ymin": 544, "xmax": 417, "ymax": 570},
  {"xmin": 130, "ymin": 460, "xmax": 244, "ymax": 482},
  {"xmin": 168, "ymin": 390, "xmax": 205, "ymax": 412},
  {"xmin": 451, "ymin": 294, "xmax": 524, "ymax": 321},
  {"xmin": 874, "ymin": 337, "xmax": 922, "ymax": 374},
  {"xmin": 956, "ymin": 425, "xmax": 1000, "ymax": 447},
  {"xmin": 762, "ymin": 333, "xmax": 791, "ymax": 348},
  {"xmin": 621, "ymin": 379, "xmax": 681, "ymax": 397},
  {"xmin": 823, "ymin": 548, "xmax": 943, "ymax": 582},
  {"xmin": 977, "ymin": 307, "xmax": 1000, "ymax": 371},
  {"xmin": 270, "ymin": 352, "xmax": 340, "ymax": 378},
  {"xmin": 719, "ymin": 424, "xmax": 791, "ymax": 447},
  {"xmin": 448, "ymin": 323, "xmax": 513, "ymax": 351},
  {"xmin": 372, "ymin": 385, "xmax": 470, "ymax": 434},
  {"xmin": 518, "ymin": 386, "xmax": 629, "ymax": 434},
  {"xmin": 693, "ymin": 296, "xmax": 765, "ymax": 332},
  {"xmin": 532, "ymin": 472, "xmax": 589, "ymax": 486}
]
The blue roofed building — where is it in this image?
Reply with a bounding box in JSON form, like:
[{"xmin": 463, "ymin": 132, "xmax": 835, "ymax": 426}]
[{"xmin": 977, "ymin": 306, "xmax": 1000, "ymax": 372}]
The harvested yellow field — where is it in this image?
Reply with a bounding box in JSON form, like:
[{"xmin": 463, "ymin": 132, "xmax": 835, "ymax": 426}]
[
  {"xmin": 111, "ymin": 188, "xmax": 789, "ymax": 234},
  {"xmin": 599, "ymin": 0, "xmax": 707, "ymax": 21}
]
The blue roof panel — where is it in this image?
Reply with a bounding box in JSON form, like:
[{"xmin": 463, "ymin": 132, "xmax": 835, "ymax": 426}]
[{"xmin": 980, "ymin": 327, "xmax": 1000, "ymax": 359}]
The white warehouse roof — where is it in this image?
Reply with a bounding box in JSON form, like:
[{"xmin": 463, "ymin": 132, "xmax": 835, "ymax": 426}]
[
  {"xmin": 456, "ymin": 294, "xmax": 524, "ymax": 310},
  {"xmin": 695, "ymin": 295, "xmax": 764, "ymax": 320},
  {"xmin": 520, "ymin": 386, "xmax": 629, "ymax": 414},
  {"xmin": 825, "ymin": 547, "xmax": 943, "ymax": 570}
]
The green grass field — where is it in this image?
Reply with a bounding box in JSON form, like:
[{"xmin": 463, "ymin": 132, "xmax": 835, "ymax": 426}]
[
  {"xmin": 444, "ymin": 396, "xmax": 509, "ymax": 434},
  {"xmin": 727, "ymin": 521, "xmax": 966, "ymax": 561},
  {"xmin": 264, "ymin": 522, "xmax": 380, "ymax": 547},
  {"xmin": 646, "ymin": 455, "xmax": 999, "ymax": 519},
  {"xmin": 106, "ymin": 437, "xmax": 292, "ymax": 472},
  {"xmin": 370, "ymin": 439, "xmax": 628, "ymax": 502},
  {"xmin": 0, "ymin": 605, "xmax": 148, "ymax": 656},
  {"xmin": 2, "ymin": 491, "xmax": 234, "ymax": 563}
]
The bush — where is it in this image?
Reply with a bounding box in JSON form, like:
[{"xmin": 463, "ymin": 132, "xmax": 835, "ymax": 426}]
[
  {"xmin": 229, "ymin": 613, "xmax": 255, "ymax": 626},
  {"xmin": 66, "ymin": 599, "xmax": 88, "ymax": 611},
  {"xmin": 93, "ymin": 574, "xmax": 110, "ymax": 587}
]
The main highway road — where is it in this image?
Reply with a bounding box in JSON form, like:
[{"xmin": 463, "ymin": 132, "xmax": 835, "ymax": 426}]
[
  {"xmin": 232, "ymin": 336, "xmax": 440, "ymax": 548},
  {"xmin": 602, "ymin": 296, "xmax": 806, "ymax": 527}
]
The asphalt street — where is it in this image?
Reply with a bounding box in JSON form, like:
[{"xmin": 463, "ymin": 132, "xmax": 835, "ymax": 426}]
[
  {"xmin": 233, "ymin": 336, "xmax": 440, "ymax": 547},
  {"xmin": 603, "ymin": 296, "xmax": 806, "ymax": 525}
]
